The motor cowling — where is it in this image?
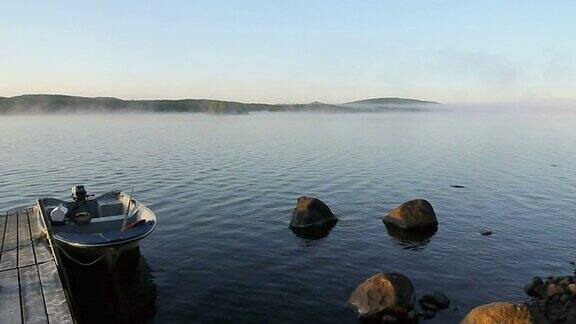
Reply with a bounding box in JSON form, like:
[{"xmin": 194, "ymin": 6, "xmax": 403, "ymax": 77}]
[{"xmin": 71, "ymin": 185, "xmax": 87, "ymax": 201}]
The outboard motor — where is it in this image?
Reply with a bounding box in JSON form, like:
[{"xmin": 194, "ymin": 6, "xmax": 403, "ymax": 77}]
[
  {"xmin": 71, "ymin": 185, "xmax": 88, "ymax": 202},
  {"xmin": 69, "ymin": 186, "xmax": 94, "ymax": 224}
]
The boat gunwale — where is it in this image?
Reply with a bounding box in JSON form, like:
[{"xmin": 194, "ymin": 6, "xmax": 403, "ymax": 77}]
[
  {"xmin": 51, "ymin": 221, "xmax": 156, "ymax": 249},
  {"xmin": 37, "ymin": 190, "xmax": 158, "ymax": 249}
]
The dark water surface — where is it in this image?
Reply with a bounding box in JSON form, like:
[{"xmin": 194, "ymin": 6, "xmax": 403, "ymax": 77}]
[{"xmin": 1, "ymin": 111, "xmax": 575, "ymax": 323}]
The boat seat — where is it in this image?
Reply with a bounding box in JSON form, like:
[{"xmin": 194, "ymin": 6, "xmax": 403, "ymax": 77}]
[
  {"xmin": 91, "ymin": 208, "xmax": 140, "ymax": 223},
  {"xmin": 91, "ymin": 215, "xmax": 126, "ymax": 223},
  {"xmin": 97, "ymin": 199, "xmax": 124, "ymax": 217}
]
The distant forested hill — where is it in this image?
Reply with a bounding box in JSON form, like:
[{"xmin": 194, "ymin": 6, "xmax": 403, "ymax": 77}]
[
  {"xmin": 345, "ymin": 97, "xmax": 439, "ymax": 106},
  {"xmin": 340, "ymin": 97, "xmax": 439, "ymax": 112},
  {"xmin": 0, "ymin": 94, "xmax": 438, "ymax": 114}
]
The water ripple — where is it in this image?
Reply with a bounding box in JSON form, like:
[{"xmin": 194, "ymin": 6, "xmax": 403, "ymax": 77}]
[{"xmin": 1, "ymin": 112, "xmax": 575, "ymax": 323}]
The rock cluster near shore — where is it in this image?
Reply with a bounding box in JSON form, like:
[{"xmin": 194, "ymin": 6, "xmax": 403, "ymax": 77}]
[
  {"xmin": 461, "ymin": 302, "xmax": 547, "ymax": 324},
  {"xmin": 291, "ymin": 197, "xmax": 453, "ymax": 321},
  {"xmin": 286, "ymin": 195, "xmax": 570, "ymax": 323},
  {"xmin": 460, "ymin": 274, "xmax": 576, "ymax": 323},
  {"xmin": 524, "ymin": 274, "xmax": 576, "ymax": 323},
  {"xmin": 346, "ymin": 272, "xmax": 451, "ymax": 322},
  {"xmin": 347, "ymin": 273, "xmax": 415, "ymax": 320}
]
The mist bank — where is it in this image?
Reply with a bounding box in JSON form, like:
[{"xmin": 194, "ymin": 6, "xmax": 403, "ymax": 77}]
[
  {"xmin": 0, "ymin": 94, "xmax": 438, "ymax": 115},
  {"xmin": 440, "ymin": 100, "xmax": 576, "ymax": 113}
]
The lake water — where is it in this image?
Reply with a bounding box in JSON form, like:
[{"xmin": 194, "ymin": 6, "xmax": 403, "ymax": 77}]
[{"xmin": 1, "ymin": 111, "xmax": 575, "ymax": 323}]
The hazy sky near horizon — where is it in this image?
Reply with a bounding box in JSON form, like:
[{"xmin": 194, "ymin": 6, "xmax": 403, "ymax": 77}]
[{"xmin": 1, "ymin": 1, "xmax": 575, "ymax": 104}]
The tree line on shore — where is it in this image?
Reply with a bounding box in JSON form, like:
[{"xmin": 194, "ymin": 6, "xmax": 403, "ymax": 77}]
[{"xmin": 0, "ymin": 94, "xmax": 437, "ymax": 114}]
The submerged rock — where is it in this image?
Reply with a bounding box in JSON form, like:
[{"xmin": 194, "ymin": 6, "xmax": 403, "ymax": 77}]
[
  {"xmin": 347, "ymin": 272, "xmax": 415, "ymax": 320},
  {"xmin": 420, "ymin": 302, "xmax": 437, "ymax": 312},
  {"xmin": 422, "ymin": 310, "xmax": 436, "ymax": 319},
  {"xmin": 290, "ymin": 224, "xmax": 336, "ymax": 240},
  {"xmin": 384, "ymin": 199, "xmax": 438, "ymax": 230},
  {"xmin": 525, "ymin": 275, "xmax": 576, "ymax": 323},
  {"xmin": 546, "ymin": 284, "xmax": 562, "ymax": 297},
  {"xmin": 560, "ymin": 294, "xmax": 570, "ymax": 304},
  {"xmin": 524, "ymin": 276, "xmax": 545, "ymax": 297},
  {"xmin": 289, "ymin": 196, "xmax": 337, "ymax": 229},
  {"xmin": 384, "ymin": 222, "xmax": 437, "ymax": 250},
  {"xmin": 419, "ymin": 291, "xmax": 450, "ymax": 310},
  {"xmin": 461, "ymin": 302, "xmax": 547, "ymax": 324},
  {"xmin": 407, "ymin": 310, "xmax": 418, "ymax": 320},
  {"xmin": 381, "ymin": 314, "xmax": 398, "ymax": 323}
]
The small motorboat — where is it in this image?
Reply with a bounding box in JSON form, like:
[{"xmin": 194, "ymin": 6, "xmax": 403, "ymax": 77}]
[{"xmin": 37, "ymin": 186, "xmax": 157, "ymax": 266}]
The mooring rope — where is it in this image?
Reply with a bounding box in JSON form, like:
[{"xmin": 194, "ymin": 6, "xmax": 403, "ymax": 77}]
[{"xmin": 56, "ymin": 245, "xmax": 106, "ymax": 266}]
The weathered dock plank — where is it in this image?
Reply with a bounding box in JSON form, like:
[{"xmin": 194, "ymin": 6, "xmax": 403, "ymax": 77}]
[
  {"xmin": 0, "ymin": 210, "xmax": 18, "ymax": 271},
  {"xmin": 18, "ymin": 210, "xmax": 36, "ymax": 268},
  {"xmin": 27, "ymin": 207, "xmax": 52, "ymax": 264},
  {"xmin": 0, "ymin": 268, "xmax": 23, "ymax": 324},
  {"xmin": 0, "ymin": 212, "xmax": 7, "ymax": 260},
  {"xmin": 0, "ymin": 206, "xmax": 75, "ymax": 324},
  {"xmin": 38, "ymin": 261, "xmax": 73, "ymax": 324},
  {"xmin": 19, "ymin": 265, "xmax": 48, "ymax": 324}
]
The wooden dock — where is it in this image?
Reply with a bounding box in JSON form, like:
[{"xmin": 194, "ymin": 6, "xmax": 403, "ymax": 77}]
[{"xmin": 0, "ymin": 205, "xmax": 74, "ymax": 323}]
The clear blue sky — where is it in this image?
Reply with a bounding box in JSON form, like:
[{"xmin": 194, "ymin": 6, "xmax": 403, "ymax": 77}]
[{"xmin": 1, "ymin": 1, "xmax": 575, "ymax": 103}]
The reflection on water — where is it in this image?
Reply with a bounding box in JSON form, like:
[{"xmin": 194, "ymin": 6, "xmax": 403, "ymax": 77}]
[
  {"xmin": 2, "ymin": 112, "xmax": 576, "ymax": 323},
  {"xmin": 384, "ymin": 222, "xmax": 437, "ymax": 251},
  {"xmin": 290, "ymin": 220, "xmax": 338, "ymax": 240},
  {"xmin": 62, "ymin": 247, "xmax": 157, "ymax": 324}
]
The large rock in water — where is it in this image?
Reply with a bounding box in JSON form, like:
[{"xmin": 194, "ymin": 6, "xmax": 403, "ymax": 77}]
[
  {"xmin": 347, "ymin": 272, "xmax": 415, "ymax": 320},
  {"xmin": 461, "ymin": 302, "xmax": 548, "ymax": 324},
  {"xmin": 384, "ymin": 199, "xmax": 438, "ymax": 230},
  {"xmin": 289, "ymin": 196, "xmax": 337, "ymax": 228}
]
